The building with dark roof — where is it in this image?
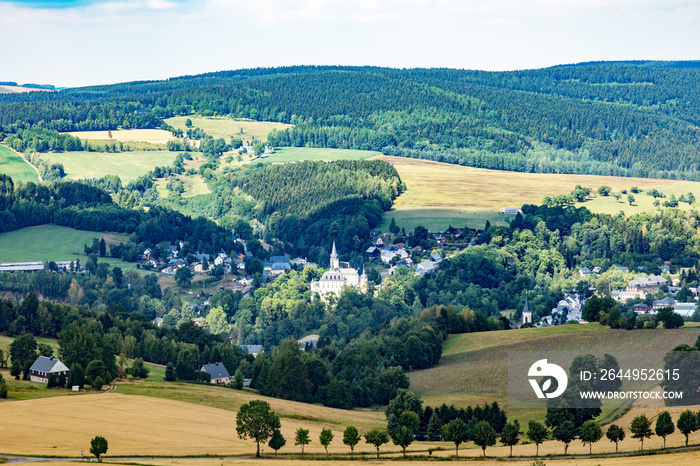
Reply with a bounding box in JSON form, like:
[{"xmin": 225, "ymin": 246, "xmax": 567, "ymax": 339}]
[
  {"xmin": 201, "ymin": 362, "xmax": 231, "ymax": 384},
  {"xmin": 29, "ymin": 356, "xmax": 69, "ymax": 384}
]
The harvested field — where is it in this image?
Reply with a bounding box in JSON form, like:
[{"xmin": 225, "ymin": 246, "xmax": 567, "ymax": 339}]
[
  {"xmin": 377, "ymin": 155, "xmax": 700, "ymax": 230},
  {"xmin": 65, "ymin": 129, "xmax": 176, "ymax": 144},
  {"xmin": 0, "ymin": 391, "xmax": 384, "ymax": 457}
]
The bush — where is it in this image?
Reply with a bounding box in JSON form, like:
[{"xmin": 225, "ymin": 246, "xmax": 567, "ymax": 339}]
[{"xmin": 92, "ymin": 376, "xmax": 105, "ymax": 390}]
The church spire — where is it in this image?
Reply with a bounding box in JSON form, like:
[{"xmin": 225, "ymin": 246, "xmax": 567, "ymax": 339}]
[
  {"xmin": 330, "ymin": 240, "xmax": 339, "ymax": 270},
  {"xmin": 523, "ymin": 292, "xmax": 530, "ymax": 313}
]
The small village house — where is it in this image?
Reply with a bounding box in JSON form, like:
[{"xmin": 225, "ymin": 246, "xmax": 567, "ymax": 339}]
[
  {"xmin": 201, "ymin": 362, "xmax": 231, "ymax": 384},
  {"xmin": 29, "ymin": 356, "xmax": 69, "ymax": 384}
]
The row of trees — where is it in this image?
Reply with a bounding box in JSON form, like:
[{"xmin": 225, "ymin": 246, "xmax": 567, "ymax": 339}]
[{"xmin": 234, "ymin": 400, "xmax": 700, "ymax": 459}]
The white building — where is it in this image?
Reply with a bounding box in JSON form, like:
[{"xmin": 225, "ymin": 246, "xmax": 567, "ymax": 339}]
[{"xmin": 310, "ymin": 242, "xmax": 367, "ymax": 300}]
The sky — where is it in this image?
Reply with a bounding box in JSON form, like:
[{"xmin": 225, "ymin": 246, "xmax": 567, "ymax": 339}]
[{"xmin": 1, "ymin": 0, "xmax": 700, "ymax": 88}]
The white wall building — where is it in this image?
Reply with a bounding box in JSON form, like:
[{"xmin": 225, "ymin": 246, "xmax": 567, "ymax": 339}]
[{"xmin": 310, "ymin": 242, "xmax": 367, "ymax": 300}]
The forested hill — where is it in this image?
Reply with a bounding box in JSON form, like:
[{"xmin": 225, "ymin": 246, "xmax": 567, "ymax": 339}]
[{"xmin": 5, "ymin": 63, "xmax": 700, "ymax": 179}]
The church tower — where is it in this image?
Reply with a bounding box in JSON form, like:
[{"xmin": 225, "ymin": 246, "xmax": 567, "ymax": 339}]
[
  {"xmin": 330, "ymin": 241, "xmax": 340, "ymax": 271},
  {"xmin": 522, "ymin": 291, "xmax": 532, "ymax": 325}
]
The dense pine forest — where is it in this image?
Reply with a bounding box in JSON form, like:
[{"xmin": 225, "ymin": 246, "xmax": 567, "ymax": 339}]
[{"xmin": 4, "ymin": 63, "xmax": 700, "ymax": 179}]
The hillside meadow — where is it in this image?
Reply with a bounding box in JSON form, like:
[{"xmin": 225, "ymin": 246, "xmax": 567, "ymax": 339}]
[
  {"xmin": 376, "ymin": 155, "xmax": 700, "ymax": 231},
  {"xmin": 41, "ymin": 150, "xmax": 176, "ymax": 182},
  {"xmin": 65, "ymin": 129, "xmax": 176, "ymax": 145},
  {"xmin": 0, "ymin": 145, "xmax": 40, "ymax": 184},
  {"xmin": 408, "ymin": 324, "xmax": 700, "ymax": 420},
  {"xmin": 261, "ymin": 147, "xmax": 380, "ymax": 164},
  {"xmin": 0, "ymin": 225, "xmax": 128, "ymax": 263},
  {"xmin": 164, "ymin": 116, "xmax": 292, "ymax": 143}
]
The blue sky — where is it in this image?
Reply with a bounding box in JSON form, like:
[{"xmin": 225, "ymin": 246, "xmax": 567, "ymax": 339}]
[{"xmin": 2, "ymin": 0, "xmax": 699, "ymax": 87}]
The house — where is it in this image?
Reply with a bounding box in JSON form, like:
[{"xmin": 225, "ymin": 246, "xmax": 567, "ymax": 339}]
[
  {"xmin": 237, "ymin": 262, "xmax": 246, "ymax": 271},
  {"xmin": 617, "ymin": 266, "xmax": 629, "ymax": 272},
  {"xmin": 192, "ymin": 262, "xmax": 212, "ymax": 273},
  {"xmin": 152, "ymin": 316, "xmax": 164, "ymax": 327},
  {"xmin": 298, "ymin": 334, "xmax": 320, "ymax": 350},
  {"xmin": 240, "ymin": 345, "xmax": 263, "ymax": 356},
  {"xmin": 415, "ymin": 259, "xmax": 439, "ymax": 277},
  {"xmin": 592, "ymin": 267, "xmax": 602, "ymax": 274},
  {"xmin": 578, "ymin": 267, "xmax": 591, "ymax": 276},
  {"xmin": 652, "ymin": 297, "xmax": 675, "ymax": 310},
  {"xmin": 556, "ymin": 295, "xmax": 581, "ymax": 313},
  {"xmin": 430, "ymin": 253, "xmax": 443, "ymax": 263},
  {"xmin": 29, "ymin": 356, "xmax": 69, "ymax": 384},
  {"xmin": 660, "ymin": 266, "xmax": 671, "ymax": 273},
  {"xmin": 264, "ymin": 256, "xmax": 290, "ymax": 276},
  {"xmin": 143, "ymin": 248, "xmax": 153, "ymax": 260},
  {"xmin": 500, "ymin": 207, "xmax": 520, "ymax": 215},
  {"xmin": 194, "ymin": 253, "xmax": 210, "ymax": 263},
  {"xmin": 201, "ymin": 362, "xmax": 231, "ymax": 384},
  {"xmin": 632, "ymin": 303, "xmax": 653, "ymax": 314},
  {"xmin": 290, "ymin": 257, "xmax": 307, "ymax": 267},
  {"xmin": 366, "ymin": 246, "xmax": 380, "ymax": 258},
  {"xmin": 380, "ymin": 249, "xmax": 397, "ymax": 264}
]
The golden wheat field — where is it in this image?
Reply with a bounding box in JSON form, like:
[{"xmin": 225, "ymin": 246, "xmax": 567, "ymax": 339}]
[
  {"xmin": 0, "ymin": 392, "xmax": 388, "ymax": 457},
  {"xmin": 377, "ymin": 155, "xmax": 700, "ymax": 213},
  {"xmin": 65, "ymin": 129, "xmax": 177, "ymax": 144},
  {"xmin": 140, "ymin": 451, "xmax": 700, "ymax": 466}
]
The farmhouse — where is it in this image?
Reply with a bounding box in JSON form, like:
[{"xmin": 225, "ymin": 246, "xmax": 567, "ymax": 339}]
[
  {"xmin": 310, "ymin": 242, "xmax": 367, "ymax": 300},
  {"xmin": 500, "ymin": 207, "xmax": 520, "ymax": 215},
  {"xmin": 201, "ymin": 362, "xmax": 230, "ymax": 384},
  {"xmin": 29, "ymin": 356, "xmax": 69, "ymax": 384}
]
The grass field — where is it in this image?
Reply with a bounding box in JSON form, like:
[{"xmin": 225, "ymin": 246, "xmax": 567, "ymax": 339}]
[
  {"xmin": 164, "ymin": 116, "xmax": 293, "ymax": 143},
  {"xmin": 377, "ymin": 155, "xmax": 700, "ymax": 231},
  {"xmin": 0, "ymin": 145, "xmax": 40, "ymax": 184},
  {"xmin": 0, "ymin": 225, "xmax": 128, "ymax": 263},
  {"xmin": 41, "ymin": 150, "xmax": 176, "ymax": 182},
  {"xmin": 260, "ymin": 147, "xmax": 380, "ymax": 164},
  {"xmin": 65, "ymin": 129, "xmax": 176, "ymax": 144}
]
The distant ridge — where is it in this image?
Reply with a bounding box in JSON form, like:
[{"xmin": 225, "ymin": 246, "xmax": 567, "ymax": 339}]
[{"xmin": 552, "ymin": 60, "xmax": 700, "ymax": 69}]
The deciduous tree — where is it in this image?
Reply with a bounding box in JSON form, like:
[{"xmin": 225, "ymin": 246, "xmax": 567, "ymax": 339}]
[
  {"xmin": 527, "ymin": 420, "xmax": 549, "ymax": 456},
  {"xmin": 579, "ymin": 420, "xmax": 603, "ymax": 454},
  {"xmin": 90, "ymin": 436, "xmax": 108, "ymax": 462},
  {"xmin": 235, "ymin": 400, "xmax": 281, "ymax": 457},
  {"xmin": 630, "ymin": 414, "xmax": 653, "ymax": 451},
  {"xmin": 655, "ymin": 411, "xmax": 674, "ymax": 448},
  {"xmin": 606, "ymin": 424, "xmax": 625, "ymax": 452},
  {"xmin": 364, "ymin": 429, "xmax": 389, "ymax": 458},
  {"xmin": 343, "ymin": 426, "xmax": 361, "ymax": 454},
  {"xmin": 294, "ymin": 428, "xmax": 310, "ymax": 454}
]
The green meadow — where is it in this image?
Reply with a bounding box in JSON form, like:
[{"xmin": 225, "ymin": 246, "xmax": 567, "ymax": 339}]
[
  {"xmin": 0, "ymin": 145, "xmax": 40, "ymax": 184},
  {"xmin": 260, "ymin": 147, "xmax": 380, "ymax": 164},
  {"xmin": 0, "ymin": 225, "xmax": 117, "ymax": 263},
  {"xmin": 41, "ymin": 150, "xmax": 176, "ymax": 183},
  {"xmin": 164, "ymin": 116, "xmax": 292, "ymax": 143}
]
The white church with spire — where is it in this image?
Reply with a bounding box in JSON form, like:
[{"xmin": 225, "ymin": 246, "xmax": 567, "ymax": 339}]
[{"xmin": 310, "ymin": 241, "xmax": 367, "ymax": 300}]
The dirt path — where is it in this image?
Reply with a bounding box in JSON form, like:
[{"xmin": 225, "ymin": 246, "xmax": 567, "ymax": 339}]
[{"xmin": 5, "ymin": 145, "xmax": 43, "ymax": 182}]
